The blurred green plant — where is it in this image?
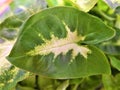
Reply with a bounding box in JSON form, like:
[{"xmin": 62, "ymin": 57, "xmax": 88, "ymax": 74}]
[{"xmin": 46, "ymin": 0, "xmax": 98, "ymax": 12}]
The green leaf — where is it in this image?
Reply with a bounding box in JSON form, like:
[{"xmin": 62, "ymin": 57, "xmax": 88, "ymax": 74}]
[
  {"xmin": 0, "ymin": 67, "xmax": 29, "ymax": 90},
  {"xmin": 65, "ymin": 0, "xmax": 99, "ymax": 12},
  {"xmin": 38, "ymin": 76, "xmax": 55, "ymax": 90},
  {"xmin": 97, "ymin": 28, "xmax": 120, "ymax": 55},
  {"xmin": 115, "ymin": 6, "xmax": 120, "ymax": 14},
  {"xmin": 102, "ymin": 75, "xmax": 117, "ymax": 90},
  {"xmin": 46, "ymin": 0, "xmax": 64, "ymax": 6},
  {"xmin": 115, "ymin": 15, "xmax": 120, "ymax": 29},
  {"xmin": 79, "ymin": 76, "xmax": 101, "ymax": 90},
  {"xmin": 115, "ymin": 73, "xmax": 120, "ymax": 88},
  {"xmin": 19, "ymin": 75, "xmax": 36, "ymax": 88},
  {"xmin": 56, "ymin": 80, "xmax": 69, "ymax": 90},
  {"xmin": 46, "ymin": 0, "xmax": 98, "ymax": 12},
  {"xmin": 97, "ymin": 0, "xmax": 109, "ymax": 11},
  {"xmin": 102, "ymin": 74, "xmax": 120, "ymax": 90},
  {"xmin": 98, "ymin": 45, "xmax": 120, "ymax": 55},
  {"xmin": 7, "ymin": 7, "xmax": 113, "ymax": 79},
  {"xmin": 10, "ymin": 0, "xmax": 35, "ymax": 9},
  {"xmin": 109, "ymin": 56, "xmax": 120, "ymax": 71},
  {"xmin": 0, "ymin": 15, "xmax": 23, "ymax": 30},
  {"xmin": 0, "ymin": 9, "xmax": 32, "ymax": 31},
  {"xmin": 16, "ymin": 84, "xmax": 34, "ymax": 90}
]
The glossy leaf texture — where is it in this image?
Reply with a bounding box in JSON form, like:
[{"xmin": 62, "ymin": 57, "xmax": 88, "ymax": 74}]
[{"xmin": 7, "ymin": 7, "xmax": 115, "ymax": 79}]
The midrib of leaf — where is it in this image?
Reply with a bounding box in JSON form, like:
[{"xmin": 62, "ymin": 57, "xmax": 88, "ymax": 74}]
[{"xmin": 27, "ymin": 22, "xmax": 91, "ymax": 60}]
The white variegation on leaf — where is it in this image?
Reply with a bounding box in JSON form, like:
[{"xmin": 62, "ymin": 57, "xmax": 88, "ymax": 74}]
[
  {"xmin": 7, "ymin": 7, "xmax": 113, "ymax": 79},
  {"xmin": 104, "ymin": 0, "xmax": 120, "ymax": 8},
  {"xmin": 27, "ymin": 22, "xmax": 91, "ymax": 60},
  {"xmin": 0, "ymin": 40, "xmax": 15, "ymax": 74},
  {"xmin": 46, "ymin": 0, "xmax": 98, "ymax": 12},
  {"xmin": 73, "ymin": 0, "xmax": 98, "ymax": 12}
]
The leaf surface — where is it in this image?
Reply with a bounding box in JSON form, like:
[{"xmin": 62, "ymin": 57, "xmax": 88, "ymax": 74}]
[
  {"xmin": 109, "ymin": 56, "xmax": 120, "ymax": 71},
  {"xmin": 7, "ymin": 7, "xmax": 114, "ymax": 79}
]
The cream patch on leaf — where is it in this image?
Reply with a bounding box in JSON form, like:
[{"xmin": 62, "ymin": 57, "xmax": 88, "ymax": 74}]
[{"xmin": 27, "ymin": 23, "xmax": 91, "ymax": 60}]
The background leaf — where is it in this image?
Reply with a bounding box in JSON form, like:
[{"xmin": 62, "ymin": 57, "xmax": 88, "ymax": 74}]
[
  {"xmin": 0, "ymin": 67, "xmax": 29, "ymax": 90},
  {"xmin": 102, "ymin": 75, "xmax": 117, "ymax": 90},
  {"xmin": 0, "ymin": 40, "xmax": 29, "ymax": 90},
  {"xmin": 104, "ymin": 0, "xmax": 120, "ymax": 9},
  {"xmin": 109, "ymin": 56, "xmax": 120, "ymax": 71},
  {"xmin": 46, "ymin": 0, "xmax": 98, "ymax": 12},
  {"xmin": 56, "ymin": 80, "xmax": 69, "ymax": 90}
]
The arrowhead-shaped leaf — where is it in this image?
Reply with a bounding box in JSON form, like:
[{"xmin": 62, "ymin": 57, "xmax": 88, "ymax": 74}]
[{"xmin": 7, "ymin": 7, "xmax": 115, "ymax": 79}]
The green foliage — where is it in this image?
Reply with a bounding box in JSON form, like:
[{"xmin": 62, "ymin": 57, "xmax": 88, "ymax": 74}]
[
  {"xmin": 109, "ymin": 56, "xmax": 120, "ymax": 71},
  {"xmin": 104, "ymin": 0, "xmax": 120, "ymax": 8},
  {"xmin": 0, "ymin": 0, "xmax": 120, "ymax": 90},
  {"xmin": 0, "ymin": 1, "xmax": 33, "ymax": 90},
  {"xmin": 0, "ymin": 16, "xmax": 22, "ymax": 30},
  {"xmin": 46, "ymin": 0, "xmax": 98, "ymax": 12},
  {"xmin": 102, "ymin": 74, "xmax": 120, "ymax": 90},
  {"xmin": 19, "ymin": 75, "xmax": 36, "ymax": 88},
  {"xmin": 7, "ymin": 7, "xmax": 115, "ymax": 79},
  {"xmin": 0, "ymin": 66, "xmax": 29, "ymax": 90}
]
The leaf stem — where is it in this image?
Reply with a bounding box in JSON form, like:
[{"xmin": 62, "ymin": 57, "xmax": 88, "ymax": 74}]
[
  {"xmin": 91, "ymin": 7, "xmax": 115, "ymax": 21},
  {"xmin": 34, "ymin": 75, "xmax": 40, "ymax": 90}
]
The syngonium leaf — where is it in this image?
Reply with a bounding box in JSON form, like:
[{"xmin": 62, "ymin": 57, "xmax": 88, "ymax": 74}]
[{"xmin": 7, "ymin": 7, "xmax": 115, "ymax": 79}]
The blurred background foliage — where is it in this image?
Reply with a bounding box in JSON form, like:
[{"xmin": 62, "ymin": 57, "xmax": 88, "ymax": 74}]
[{"xmin": 0, "ymin": 0, "xmax": 120, "ymax": 90}]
